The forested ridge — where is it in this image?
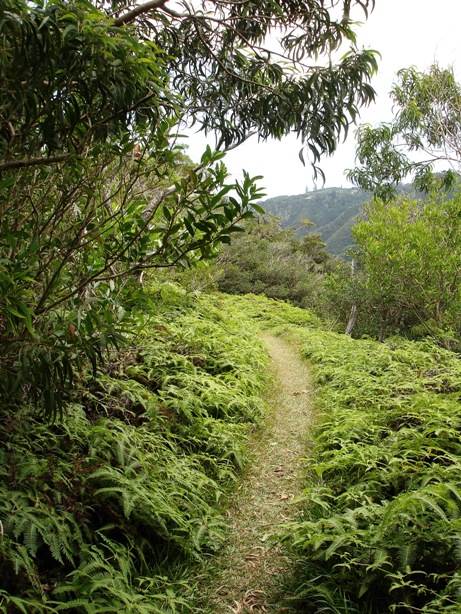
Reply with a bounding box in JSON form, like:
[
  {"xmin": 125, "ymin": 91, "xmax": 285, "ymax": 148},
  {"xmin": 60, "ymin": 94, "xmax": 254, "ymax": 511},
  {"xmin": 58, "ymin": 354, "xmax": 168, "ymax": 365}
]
[
  {"xmin": 260, "ymin": 182, "xmax": 421, "ymax": 257},
  {"xmin": 3, "ymin": 0, "xmax": 461, "ymax": 611}
]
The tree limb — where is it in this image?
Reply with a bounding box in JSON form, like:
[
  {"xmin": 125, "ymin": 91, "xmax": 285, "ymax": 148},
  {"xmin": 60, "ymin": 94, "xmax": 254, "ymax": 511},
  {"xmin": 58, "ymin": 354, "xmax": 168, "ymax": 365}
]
[
  {"xmin": 0, "ymin": 153, "xmax": 75, "ymax": 172},
  {"xmin": 113, "ymin": 0, "xmax": 169, "ymax": 27}
]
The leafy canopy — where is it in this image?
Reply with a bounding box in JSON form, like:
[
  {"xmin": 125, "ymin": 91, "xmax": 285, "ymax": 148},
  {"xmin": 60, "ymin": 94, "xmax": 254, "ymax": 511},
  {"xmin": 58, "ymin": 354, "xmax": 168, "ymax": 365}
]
[
  {"xmin": 348, "ymin": 64, "xmax": 461, "ymax": 200},
  {"xmin": 0, "ymin": 0, "xmax": 378, "ymax": 417},
  {"xmin": 1, "ymin": 0, "xmax": 378, "ymax": 174}
]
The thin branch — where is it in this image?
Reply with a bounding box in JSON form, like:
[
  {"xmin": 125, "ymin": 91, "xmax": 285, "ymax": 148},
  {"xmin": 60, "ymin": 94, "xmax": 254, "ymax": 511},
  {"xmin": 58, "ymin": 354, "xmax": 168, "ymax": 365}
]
[{"xmin": 215, "ymin": 130, "xmax": 258, "ymax": 152}]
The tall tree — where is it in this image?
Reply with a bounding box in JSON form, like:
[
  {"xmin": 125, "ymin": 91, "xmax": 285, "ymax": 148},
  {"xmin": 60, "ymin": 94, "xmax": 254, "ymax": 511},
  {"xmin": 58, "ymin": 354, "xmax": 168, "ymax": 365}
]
[
  {"xmin": 348, "ymin": 64, "xmax": 461, "ymax": 200},
  {"xmin": 0, "ymin": 0, "xmax": 378, "ymax": 415}
]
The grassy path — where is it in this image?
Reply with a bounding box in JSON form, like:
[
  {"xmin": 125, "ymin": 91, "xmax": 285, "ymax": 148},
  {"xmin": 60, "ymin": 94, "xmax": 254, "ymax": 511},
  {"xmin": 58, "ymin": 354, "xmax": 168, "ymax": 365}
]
[{"xmin": 197, "ymin": 333, "xmax": 315, "ymax": 613}]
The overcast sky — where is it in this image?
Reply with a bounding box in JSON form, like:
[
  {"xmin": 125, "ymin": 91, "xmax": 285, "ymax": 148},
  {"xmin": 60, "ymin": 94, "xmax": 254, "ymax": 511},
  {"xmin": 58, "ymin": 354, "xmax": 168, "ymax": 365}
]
[{"xmin": 183, "ymin": 0, "xmax": 461, "ymax": 198}]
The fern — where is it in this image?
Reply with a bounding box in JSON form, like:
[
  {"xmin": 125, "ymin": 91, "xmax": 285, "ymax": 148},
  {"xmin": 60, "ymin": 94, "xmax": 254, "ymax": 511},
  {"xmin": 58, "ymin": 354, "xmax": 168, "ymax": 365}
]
[
  {"xmin": 0, "ymin": 289, "xmax": 269, "ymax": 610},
  {"xmin": 230, "ymin": 293, "xmax": 461, "ymax": 612},
  {"xmin": 398, "ymin": 543, "xmax": 418, "ymax": 570}
]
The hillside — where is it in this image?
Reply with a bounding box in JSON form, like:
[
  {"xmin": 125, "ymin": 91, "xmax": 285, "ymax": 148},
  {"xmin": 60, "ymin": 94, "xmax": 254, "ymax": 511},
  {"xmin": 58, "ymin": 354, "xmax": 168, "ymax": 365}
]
[
  {"xmin": 4, "ymin": 284, "xmax": 461, "ymax": 612},
  {"xmin": 261, "ymin": 184, "xmax": 418, "ymax": 257},
  {"xmin": 211, "ymin": 294, "xmax": 461, "ymax": 613}
]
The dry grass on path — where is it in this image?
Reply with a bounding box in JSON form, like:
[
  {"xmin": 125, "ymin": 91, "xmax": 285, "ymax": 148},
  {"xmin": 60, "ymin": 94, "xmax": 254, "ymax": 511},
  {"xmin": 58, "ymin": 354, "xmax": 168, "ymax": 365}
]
[{"xmin": 196, "ymin": 333, "xmax": 315, "ymax": 613}]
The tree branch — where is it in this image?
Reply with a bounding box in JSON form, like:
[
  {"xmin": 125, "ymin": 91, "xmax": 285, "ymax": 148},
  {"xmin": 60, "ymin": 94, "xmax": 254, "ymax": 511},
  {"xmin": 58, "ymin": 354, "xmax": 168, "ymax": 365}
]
[
  {"xmin": 113, "ymin": 0, "xmax": 169, "ymax": 27},
  {"xmin": 0, "ymin": 153, "xmax": 75, "ymax": 173}
]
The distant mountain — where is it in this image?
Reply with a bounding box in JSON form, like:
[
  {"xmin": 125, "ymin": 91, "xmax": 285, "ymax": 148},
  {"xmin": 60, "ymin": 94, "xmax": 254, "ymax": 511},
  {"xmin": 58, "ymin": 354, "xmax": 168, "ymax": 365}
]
[{"xmin": 261, "ymin": 184, "xmax": 419, "ymax": 257}]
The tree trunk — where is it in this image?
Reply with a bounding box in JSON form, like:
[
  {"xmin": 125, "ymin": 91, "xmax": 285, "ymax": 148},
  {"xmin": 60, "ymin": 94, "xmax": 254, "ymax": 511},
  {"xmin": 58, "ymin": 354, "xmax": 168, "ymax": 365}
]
[
  {"xmin": 345, "ymin": 258, "xmax": 357, "ymax": 336},
  {"xmin": 345, "ymin": 304, "xmax": 357, "ymax": 336}
]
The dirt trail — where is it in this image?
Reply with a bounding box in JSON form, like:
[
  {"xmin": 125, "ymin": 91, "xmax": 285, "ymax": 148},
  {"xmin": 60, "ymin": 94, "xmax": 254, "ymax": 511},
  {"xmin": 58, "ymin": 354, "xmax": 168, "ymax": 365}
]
[{"xmin": 200, "ymin": 333, "xmax": 315, "ymax": 613}]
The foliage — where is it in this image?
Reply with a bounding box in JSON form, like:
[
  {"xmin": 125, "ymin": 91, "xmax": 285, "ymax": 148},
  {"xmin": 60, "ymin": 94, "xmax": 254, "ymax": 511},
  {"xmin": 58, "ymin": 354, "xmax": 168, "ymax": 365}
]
[
  {"xmin": 261, "ymin": 183, "xmax": 421, "ymax": 257},
  {"xmin": 0, "ymin": 0, "xmax": 266, "ymax": 419},
  {"xmin": 315, "ymin": 259, "xmax": 377, "ymax": 335},
  {"xmin": 223, "ymin": 292, "xmax": 461, "ymax": 612},
  {"xmin": 280, "ymin": 327, "xmax": 461, "ymax": 613},
  {"xmin": 0, "ymin": 0, "xmax": 170, "ymax": 168},
  {"xmin": 1, "ymin": 0, "xmax": 379, "ymax": 172},
  {"xmin": 261, "ymin": 187, "xmax": 368, "ymax": 257},
  {"xmin": 217, "ymin": 290, "xmax": 324, "ymax": 333},
  {"xmin": 318, "ymin": 253, "xmax": 423, "ymax": 339},
  {"xmin": 217, "ymin": 215, "xmax": 336, "ymax": 308},
  {"xmin": 108, "ymin": 0, "xmax": 378, "ymax": 173},
  {"xmin": 0, "ymin": 143, "xmax": 265, "ymax": 418},
  {"xmin": 0, "ymin": 286, "xmax": 268, "ymax": 611},
  {"xmin": 348, "ymin": 64, "xmax": 461, "ymax": 200},
  {"xmin": 350, "ymin": 192, "xmax": 461, "ymax": 345},
  {"xmin": 0, "ymin": 0, "xmax": 378, "ymax": 417}
]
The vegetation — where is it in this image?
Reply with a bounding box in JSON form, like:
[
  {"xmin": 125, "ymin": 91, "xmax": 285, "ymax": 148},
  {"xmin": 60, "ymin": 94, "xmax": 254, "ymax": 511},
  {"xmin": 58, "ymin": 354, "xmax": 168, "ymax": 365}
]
[
  {"xmin": 4, "ymin": 266, "xmax": 461, "ymax": 612},
  {"xmin": 349, "ymin": 64, "xmax": 461, "ymax": 200},
  {"xmin": 0, "ymin": 0, "xmax": 378, "ymax": 418},
  {"xmin": 217, "ymin": 215, "xmax": 335, "ymax": 308},
  {"xmin": 261, "ymin": 183, "xmax": 420, "ymax": 257},
  {"xmin": 0, "ymin": 285, "xmax": 268, "ymax": 612},
  {"xmin": 351, "ymin": 192, "xmax": 461, "ymax": 344},
  {"xmin": 0, "ymin": 0, "xmax": 266, "ymax": 419},
  {"xmin": 286, "ymin": 329, "xmax": 461, "ymax": 613},
  {"xmin": 230, "ymin": 186, "xmax": 461, "ymax": 345},
  {"xmin": 4, "ymin": 1, "xmax": 461, "ymax": 612},
  {"xmin": 258, "ymin": 66, "xmax": 461, "ymax": 342},
  {"xmin": 227, "ymin": 293, "xmax": 461, "ymax": 613}
]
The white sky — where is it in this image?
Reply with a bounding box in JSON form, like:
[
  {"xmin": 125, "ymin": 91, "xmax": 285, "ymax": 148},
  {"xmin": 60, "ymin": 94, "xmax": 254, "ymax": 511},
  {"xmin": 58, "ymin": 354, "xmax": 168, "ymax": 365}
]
[{"xmin": 182, "ymin": 0, "xmax": 461, "ymax": 198}]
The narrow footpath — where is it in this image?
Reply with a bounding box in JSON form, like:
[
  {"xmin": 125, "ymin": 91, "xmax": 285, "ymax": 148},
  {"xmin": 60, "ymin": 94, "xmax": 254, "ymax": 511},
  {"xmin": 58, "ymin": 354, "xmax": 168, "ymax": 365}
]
[{"xmin": 199, "ymin": 333, "xmax": 316, "ymax": 613}]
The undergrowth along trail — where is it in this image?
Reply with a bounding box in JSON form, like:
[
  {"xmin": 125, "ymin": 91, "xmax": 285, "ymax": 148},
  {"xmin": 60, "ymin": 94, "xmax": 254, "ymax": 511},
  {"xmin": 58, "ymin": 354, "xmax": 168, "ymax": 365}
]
[
  {"xmin": 198, "ymin": 333, "xmax": 315, "ymax": 613},
  {"xmin": 220, "ymin": 294, "xmax": 461, "ymax": 612},
  {"xmin": 0, "ymin": 287, "xmax": 270, "ymax": 613}
]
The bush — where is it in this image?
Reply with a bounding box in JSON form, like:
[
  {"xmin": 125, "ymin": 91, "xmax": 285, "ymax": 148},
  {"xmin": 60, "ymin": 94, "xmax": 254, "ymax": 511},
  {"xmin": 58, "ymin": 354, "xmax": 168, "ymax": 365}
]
[{"xmin": 217, "ymin": 215, "xmax": 335, "ymax": 309}]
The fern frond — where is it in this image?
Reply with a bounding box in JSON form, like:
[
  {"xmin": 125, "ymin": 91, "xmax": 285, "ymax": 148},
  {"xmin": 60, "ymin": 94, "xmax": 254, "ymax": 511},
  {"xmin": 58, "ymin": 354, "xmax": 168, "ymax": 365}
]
[{"xmin": 398, "ymin": 543, "xmax": 418, "ymax": 570}]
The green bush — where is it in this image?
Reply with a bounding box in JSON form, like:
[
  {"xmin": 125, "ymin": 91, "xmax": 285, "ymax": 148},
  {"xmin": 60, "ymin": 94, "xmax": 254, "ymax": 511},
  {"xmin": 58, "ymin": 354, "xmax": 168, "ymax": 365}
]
[
  {"xmin": 217, "ymin": 216, "xmax": 335, "ymax": 310},
  {"xmin": 352, "ymin": 192, "xmax": 461, "ymax": 345}
]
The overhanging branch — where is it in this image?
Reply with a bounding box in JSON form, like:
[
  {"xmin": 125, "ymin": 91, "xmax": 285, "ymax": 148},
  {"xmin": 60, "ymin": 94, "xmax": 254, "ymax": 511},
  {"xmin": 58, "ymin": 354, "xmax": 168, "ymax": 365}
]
[
  {"xmin": 113, "ymin": 0, "xmax": 168, "ymax": 27},
  {"xmin": 0, "ymin": 154, "xmax": 75, "ymax": 172}
]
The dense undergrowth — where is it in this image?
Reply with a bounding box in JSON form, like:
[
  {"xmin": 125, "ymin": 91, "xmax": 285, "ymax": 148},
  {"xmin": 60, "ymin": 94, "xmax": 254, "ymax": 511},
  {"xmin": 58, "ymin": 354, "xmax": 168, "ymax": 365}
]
[
  {"xmin": 290, "ymin": 332, "xmax": 461, "ymax": 613},
  {"xmin": 5, "ymin": 287, "xmax": 461, "ymax": 613},
  {"xmin": 0, "ymin": 285, "xmax": 268, "ymax": 613},
  {"xmin": 228, "ymin": 293, "xmax": 461, "ymax": 613}
]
